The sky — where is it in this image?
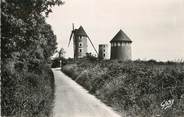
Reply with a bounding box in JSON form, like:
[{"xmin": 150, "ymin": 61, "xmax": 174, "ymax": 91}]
[{"xmin": 46, "ymin": 0, "xmax": 184, "ymax": 61}]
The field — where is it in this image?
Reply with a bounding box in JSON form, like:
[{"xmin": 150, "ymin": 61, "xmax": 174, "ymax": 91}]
[{"xmin": 63, "ymin": 59, "xmax": 184, "ymax": 117}]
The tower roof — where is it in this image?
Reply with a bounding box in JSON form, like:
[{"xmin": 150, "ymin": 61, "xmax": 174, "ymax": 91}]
[
  {"xmin": 110, "ymin": 29, "xmax": 132, "ymax": 43},
  {"xmin": 75, "ymin": 26, "xmax": 88, "ymax": 37}
]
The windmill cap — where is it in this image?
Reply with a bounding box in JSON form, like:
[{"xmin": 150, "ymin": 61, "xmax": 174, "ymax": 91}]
[
  {"xmin": 75, "ymin": 26, "xmax": 88, "ymax": 37},
  {"xmin": 110, "ymin": 29, "xmax": 132, "ymax": 43}
]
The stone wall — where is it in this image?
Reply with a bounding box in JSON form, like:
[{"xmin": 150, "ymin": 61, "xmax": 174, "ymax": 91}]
[
  {"xmin": 98, "ymin": 44, "xmax": 109, "ymax": 60},
  {"xmin": 74, "ymin": 35, "xmax": 88, "ymax": 59}
]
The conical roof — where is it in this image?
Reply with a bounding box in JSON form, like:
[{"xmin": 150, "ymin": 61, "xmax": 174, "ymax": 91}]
[
  {"xmin": 110, "ymin": 29, "xmax": 132, "ymax": 43},
  {"xmin": 75, "ymin": 26, "xmax": 88, "ymax": 37}
]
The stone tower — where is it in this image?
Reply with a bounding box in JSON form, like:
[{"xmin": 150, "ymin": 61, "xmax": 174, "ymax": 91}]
[
  {"xmin": 98, "ymin": 44, "xmax": 109, "ymax": 60},
  {"xmin": 110, "ymin": 29, "xmax": 132, "ymax": 61},
  {"xmin": 73, "ymin": 26, "xmax": 88, "ymax": 59}
]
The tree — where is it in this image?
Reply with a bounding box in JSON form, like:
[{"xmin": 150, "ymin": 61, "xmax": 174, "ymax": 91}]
[
  {"xmin": 51, "ymin": 48, "xmax": 66, "ymax": 68},
  {"xmin": 86, "ymin": 52, "xmax": 97, "ymax": 61},
  {"xmin": 1, "ymin": 0, "xmax": 64, "ymax": 116},
  {"xmin": 1, "ymin": 0, "xmax": 64, "ymax": 60}
]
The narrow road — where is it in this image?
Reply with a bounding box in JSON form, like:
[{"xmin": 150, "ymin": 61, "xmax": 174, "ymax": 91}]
[{"xmin": 52, "ymin": 68, "xmax": 121, "ymax": 117}]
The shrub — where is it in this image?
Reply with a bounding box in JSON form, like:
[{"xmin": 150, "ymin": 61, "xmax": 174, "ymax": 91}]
[
  {"xmin": 1, "ymin": 63, "xmax": 55, "ymax": 117},
  {"xmin": 62, "ymin": 60, "xmax": 184, "ymax": 117}
]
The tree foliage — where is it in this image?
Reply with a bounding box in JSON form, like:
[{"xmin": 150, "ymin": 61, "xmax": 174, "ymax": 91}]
[
  {"xmin": 2, "ymin": 0, "xmax": 63, "ymax": 61},
  {"xmin": 1, "ymin": 0, "xmax": 63, "ymax": 116},
  {"xmin": 51, "ymin": 48, "xmax": 66, "ymax": 68}
]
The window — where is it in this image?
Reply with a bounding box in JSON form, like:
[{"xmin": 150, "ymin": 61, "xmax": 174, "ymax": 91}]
[
  {"xmin": 79, "ymin": 42, "xmax": 83, "ymax": 47},
  {"xmin": 104, "ymin": 49, "xmax": 105, "ymax": 52},
  {"xmin": 78, "ymin": 36, "xmax": 82, "ymax": 41},
  {"xmin": 104, "ymin": 54, "xmax": 105, "ymax": 57},
  {"xmin": 79, "ymin": 49, "xmax": 82, "ymax": 53},
  {"xmin": 117, "ymin": 43, "xmax": 120, "ymax": 46}
]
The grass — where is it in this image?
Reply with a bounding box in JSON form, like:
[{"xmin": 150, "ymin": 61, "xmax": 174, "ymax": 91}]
[{"xmin": 62, "ymin": 59, "xmax": 184, "ymax": 117}]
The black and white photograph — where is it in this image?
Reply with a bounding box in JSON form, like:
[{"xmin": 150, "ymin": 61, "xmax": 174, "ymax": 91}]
[{"xmin": 1, "ymin": 0, "xmax": 184, "ymax": 117}]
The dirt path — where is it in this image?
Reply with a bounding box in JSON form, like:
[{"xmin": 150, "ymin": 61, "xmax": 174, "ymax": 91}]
[{"xmin": 52, "ymin": 68, "xmax": 121, "ymax": 117}]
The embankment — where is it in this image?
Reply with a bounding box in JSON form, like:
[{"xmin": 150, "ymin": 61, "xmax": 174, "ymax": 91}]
[{"xmin": 62, "ymin": 60, "xmax": 184, "ymax": 117}]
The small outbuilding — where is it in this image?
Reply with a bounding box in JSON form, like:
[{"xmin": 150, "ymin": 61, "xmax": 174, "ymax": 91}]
[{"xmin": 98, "ymin": 44, "xmax": 109, "ymax": 60}]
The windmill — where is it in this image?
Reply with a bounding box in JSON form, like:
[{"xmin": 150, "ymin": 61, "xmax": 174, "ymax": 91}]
[{"xmin": 68, "ymin": 24, "xmax": 98, "ymax": 60}]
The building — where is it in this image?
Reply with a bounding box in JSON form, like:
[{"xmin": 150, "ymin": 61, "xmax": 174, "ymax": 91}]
[
  {"xmin": 73, "ymin": 26, "xmax": 88, "ymax": 59},
  {"xmin": 98, "ymin": 44, "xmax": 109, "ymax": 60},
  {"xmin": 110, "ymin": 29, "xmax": 132, "ymax": 61}
]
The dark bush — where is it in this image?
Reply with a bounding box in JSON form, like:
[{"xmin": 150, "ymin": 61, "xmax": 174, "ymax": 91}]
[{"xmin": 1, "ymin": 63, "xmax": 55, "ymax": 117}]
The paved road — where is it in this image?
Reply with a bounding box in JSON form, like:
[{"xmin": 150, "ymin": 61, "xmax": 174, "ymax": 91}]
[{"xmin": 52, "ymin": 68, "xmax": 121, "ymax": 117}]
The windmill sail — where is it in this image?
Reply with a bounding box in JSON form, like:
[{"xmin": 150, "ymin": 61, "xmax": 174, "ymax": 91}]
[
  {"xmin": 87, "ymin": 36, "xmax": 98, "ymax": 56},
  {"xmin": 68, "ymin": 31, "xmax": 73, "ymax": 47}
]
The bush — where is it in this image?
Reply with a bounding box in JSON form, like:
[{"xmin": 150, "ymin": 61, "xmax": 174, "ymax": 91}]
[
  {"xmin": 62, "ymin": 60, "xmax": 184, "ymax": 117},
  {"xmin": 1, "ymin": 63, "xmax": 55, "ymax": 117}
]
